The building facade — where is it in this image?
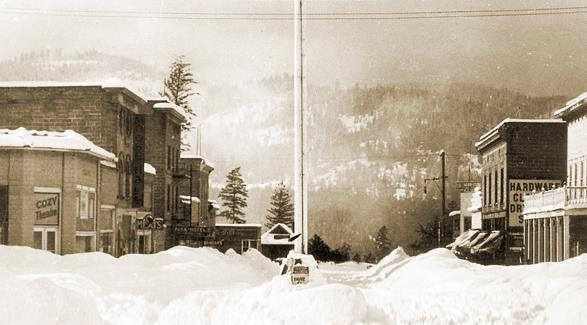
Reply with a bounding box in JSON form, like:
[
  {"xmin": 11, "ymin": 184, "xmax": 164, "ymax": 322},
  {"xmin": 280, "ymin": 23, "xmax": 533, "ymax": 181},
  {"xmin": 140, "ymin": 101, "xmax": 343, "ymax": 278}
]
[
  {"xmin": 144, "ymin": 99, "xmax": 184, "ymax": 224},
  {"xmin": 0, "ymin": 82, "xmax": 151, "ymax": 210},
  {"xmin": 0, "ymin": 128, "xmax": 116, "ymax": 254},
  {"xmin": 475, "ymin": 118, "xmax": 567, "ymax": 264},
  {"xmin": 0, "ymin": 82, "xmax": 191, "ymax": 256},
  {"xmin": 169, "ymin": 155, "xmax": 218, "ymax": 248},
  {"xmin": 215, "ymin": 223, "xmax": 262, "ymax": 254},
  {"xmin": 523, "ymin": 92, "xmax": 587, "ymax": 263},
  {"xmin": 261, "ymin": 223, "xmax": 295, "ymax": 260}
]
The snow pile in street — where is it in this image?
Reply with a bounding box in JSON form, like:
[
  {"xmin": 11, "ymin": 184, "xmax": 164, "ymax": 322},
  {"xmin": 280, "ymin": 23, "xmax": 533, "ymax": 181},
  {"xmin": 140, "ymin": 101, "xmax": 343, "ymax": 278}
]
[
  {"xmin": 358, "ymin": 246, "xmax": 410, "ymax": 280},
  {"xmin": 1, "ymin": 244, "xmax": 586, "ymax": 325},
  {"xmin": 364, "ymin": 248, "xmax": 587, "ymax": 324}
]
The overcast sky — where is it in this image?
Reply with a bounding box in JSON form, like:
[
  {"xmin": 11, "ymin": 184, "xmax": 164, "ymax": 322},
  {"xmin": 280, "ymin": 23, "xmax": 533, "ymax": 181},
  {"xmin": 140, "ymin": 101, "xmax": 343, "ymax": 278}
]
[{"xmin": 0, "ymin": 0, "xmax": 585, "ymax": 96}]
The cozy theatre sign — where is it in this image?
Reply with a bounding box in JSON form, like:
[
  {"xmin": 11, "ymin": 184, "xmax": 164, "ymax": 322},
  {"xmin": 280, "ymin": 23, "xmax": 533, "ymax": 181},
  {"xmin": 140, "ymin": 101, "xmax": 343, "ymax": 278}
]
[
  {"xmin": 34, "ymin": 193, "xmax": 59, "ymax": 225},
  {"xmin": 508, "ymin": 179, "xmax": 561, "ymax": 226}
]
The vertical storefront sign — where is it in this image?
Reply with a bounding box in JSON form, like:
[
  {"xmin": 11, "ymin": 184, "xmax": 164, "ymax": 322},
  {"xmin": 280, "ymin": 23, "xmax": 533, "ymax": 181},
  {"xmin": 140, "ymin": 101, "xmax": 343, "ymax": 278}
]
[
  {"xmin": 508, "ymin": 179, "xmax": 561, "ymax": 227},
  {"xmin": 34, "ymin": 193, "xmax": 60, "ymax": 225}
]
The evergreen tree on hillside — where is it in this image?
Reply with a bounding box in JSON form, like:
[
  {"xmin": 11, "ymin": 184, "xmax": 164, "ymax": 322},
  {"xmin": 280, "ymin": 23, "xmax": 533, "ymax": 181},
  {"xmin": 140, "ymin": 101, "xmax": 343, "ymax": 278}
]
[
  {"xmin": 375, "ymin": 225, "xmax": 392, "ymax": 260},
  {"xmin": 162, "ymin": 55, "xmax": 198, "ymax": 150},
  {"xmin": 218, "ymin": 167, "xmax": 248, "ymax": 224},
  {"xmin": 265, "ymin": 181, "xmax": 294, "ymax": 229}
]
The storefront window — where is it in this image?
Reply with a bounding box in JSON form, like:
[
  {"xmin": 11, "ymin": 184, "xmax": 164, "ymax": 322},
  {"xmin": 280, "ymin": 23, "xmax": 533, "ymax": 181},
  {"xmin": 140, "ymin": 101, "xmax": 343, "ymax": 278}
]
[
  {"xmin": 100, "ymin": 232, "xmax": 113, "ymax": 254},
  {"xmin": 33, "ymin": 231, "xmax": 42, "ymax": 250},
  {"xmin": 241, "ymin": 239, "xmax": 259, "ymax": 253},
  {"xmin": 75, "ymin": 235, "xmax": 94, "ymax": 253},
  {"xmin": 46, "ymin": 231, "xmax": 56, "ymax": 253}
]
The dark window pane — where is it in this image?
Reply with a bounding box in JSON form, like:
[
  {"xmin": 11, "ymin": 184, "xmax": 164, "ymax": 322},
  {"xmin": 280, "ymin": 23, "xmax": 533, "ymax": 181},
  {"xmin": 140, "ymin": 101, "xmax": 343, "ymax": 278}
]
[
  {"xmin": 33, "ymin": 231, "xmax": 42, "ymax": 250},
  {"xmin": 46, "ymin": 231, "xmax": 55, "ymax": 253}
]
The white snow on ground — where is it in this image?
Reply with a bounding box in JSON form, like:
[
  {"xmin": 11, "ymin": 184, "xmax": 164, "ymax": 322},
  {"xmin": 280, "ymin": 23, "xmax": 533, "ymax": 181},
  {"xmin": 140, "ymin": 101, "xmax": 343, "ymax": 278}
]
[{"xmin": 0, "ymin": 245, "xmax": 586, "ymax": 325}]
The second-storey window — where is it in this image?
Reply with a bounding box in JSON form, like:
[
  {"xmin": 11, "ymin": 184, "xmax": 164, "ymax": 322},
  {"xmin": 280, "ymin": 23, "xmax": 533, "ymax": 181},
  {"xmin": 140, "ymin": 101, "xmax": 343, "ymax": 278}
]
[
  {"xmin": 77, "ymin": 190, "xmax": 95, "ymax": 219},
  {"xmin": 167, "ymin": 146, "xmax": 171, "ymax": 170},
  {"xmin": 118, "ymin": 154, "xmax": 125, "ymax": 199},
  {"xmin": 166, "ymin": 184, "xmax": 171, "ymax": 212},
  {"xmin": 488, "ymin": 173, "xmax": 492, "ymax": 205},
  {"xmin": 125, "ymin": 157, "xmax": 132, "ymax": 199},
  {"xmin": 494, "ymin": 170, "xmax": 498, "ymax": 205},
  {"xmin": 500, "ymin": 167, "xmax": 504, "ymax": 204}
]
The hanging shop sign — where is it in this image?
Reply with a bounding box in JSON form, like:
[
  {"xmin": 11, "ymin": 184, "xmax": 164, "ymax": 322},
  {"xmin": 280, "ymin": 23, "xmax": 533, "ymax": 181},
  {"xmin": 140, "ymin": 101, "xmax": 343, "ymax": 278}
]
[
  {"xmin": 508, "ymin": 179, "xmax": 561, "ymax": 227},
  {"xmin": 136, "ymin": 213, "xmax": 164, "ymax": 230},
  {"xmin": 34, "ymin": 193, "xmax": 59, "ymax": 225}
]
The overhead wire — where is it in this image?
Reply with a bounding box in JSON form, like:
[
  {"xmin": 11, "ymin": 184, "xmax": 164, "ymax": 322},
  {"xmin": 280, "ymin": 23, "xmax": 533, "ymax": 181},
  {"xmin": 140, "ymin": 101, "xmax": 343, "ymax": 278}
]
[{"xmin": 0, "ymin": 6, "xmax": 586, "ymax": 21}]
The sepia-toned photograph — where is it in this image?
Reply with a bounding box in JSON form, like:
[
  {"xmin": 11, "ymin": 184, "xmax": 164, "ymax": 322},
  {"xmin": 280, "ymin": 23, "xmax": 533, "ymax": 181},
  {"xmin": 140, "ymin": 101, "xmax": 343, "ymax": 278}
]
[{"xmin": 0, "ymin": 0, "xmax": 585, "ymax": 324}]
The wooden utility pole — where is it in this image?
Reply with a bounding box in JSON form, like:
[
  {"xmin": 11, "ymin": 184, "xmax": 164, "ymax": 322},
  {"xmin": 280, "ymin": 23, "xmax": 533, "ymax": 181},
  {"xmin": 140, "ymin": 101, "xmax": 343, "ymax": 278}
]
[
  {"xmin": 440, "ymin": 150, "xmax": 446, "ymax": 247},
  {"xmin": 294, "ymin": 0, "xmax": 308, "ymax": 254}
]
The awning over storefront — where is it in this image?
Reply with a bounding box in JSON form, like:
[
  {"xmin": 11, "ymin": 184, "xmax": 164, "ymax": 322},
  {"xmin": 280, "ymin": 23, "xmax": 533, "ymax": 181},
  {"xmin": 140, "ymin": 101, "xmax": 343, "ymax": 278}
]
[
  {"xmin": 446, "ymin": 229, "xmax": 480, "ymax": 250},
  {"xmin": 471, "ymin": 231, "xmax": 502, "ymax": 254},
  {"xmin": 448, "ymin": 230, "xmax": 503, "ymax": 256}
]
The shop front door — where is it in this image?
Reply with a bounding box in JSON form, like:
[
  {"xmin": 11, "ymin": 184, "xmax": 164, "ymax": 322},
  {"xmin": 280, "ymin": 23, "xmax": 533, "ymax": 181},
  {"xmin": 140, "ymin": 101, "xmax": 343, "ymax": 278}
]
[{"xmin": 33, "ymin": 226, "xmax": 59, "ymax": 254}]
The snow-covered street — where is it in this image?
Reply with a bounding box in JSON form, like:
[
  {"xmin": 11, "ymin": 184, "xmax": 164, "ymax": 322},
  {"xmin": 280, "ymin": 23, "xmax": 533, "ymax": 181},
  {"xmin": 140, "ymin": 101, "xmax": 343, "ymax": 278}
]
[{"xmin": 1, "ymin": 245, "xmax": 585, "ymax": 325}]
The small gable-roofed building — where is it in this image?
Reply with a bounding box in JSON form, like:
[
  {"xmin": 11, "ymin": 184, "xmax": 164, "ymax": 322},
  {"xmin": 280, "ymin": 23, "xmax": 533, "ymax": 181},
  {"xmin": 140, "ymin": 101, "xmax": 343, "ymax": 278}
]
[{"xmin": 261, "ymin": 223, "xmax": 295, "ymax": 260}]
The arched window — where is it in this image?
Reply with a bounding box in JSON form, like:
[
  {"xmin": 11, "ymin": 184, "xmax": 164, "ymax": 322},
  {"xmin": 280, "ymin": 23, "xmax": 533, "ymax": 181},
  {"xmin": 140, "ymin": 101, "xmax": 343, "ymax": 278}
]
[{"xmin": 118, "ymin": 154, "xmax": 125, "ymax": 199}]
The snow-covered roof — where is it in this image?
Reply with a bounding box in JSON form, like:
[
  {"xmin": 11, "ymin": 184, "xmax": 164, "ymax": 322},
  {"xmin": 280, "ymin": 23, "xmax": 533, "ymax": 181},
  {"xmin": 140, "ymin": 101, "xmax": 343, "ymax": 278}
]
[
  {"xmin": 180, "ymin": 153, "xmax": 215, "ymax": 169},
  {"xmin": 448, "ymin": 210, "xmax": 461, "ymax": 217},
  {"xmin": 554, "ymin": 91, "xmax": 587, "ymax": 118},
  {"xmin": 144, "ymin": 163, "xmax": 156, "ymax": 175},
  {"xmin": 261, "ymin": 223, "xmax": 295, "ymax": 246},
  {"xmin": 0, "ymin": 127, "xmax": 115, "ymax": 161},
  {"xmin": 476, "ymin": 118, "xmax": 565, "ymax": 149},
  {"xmin": 0, "ymin": 80, "xmax": 147, "ymax": 104},
  {"xmin": 215, "ymin": 223, "xmax": 262, "ymax": 228},
  {"xmin": 100, "ymin": 160, "xmax": 117, "ymax": 169},
  {"xmin": 179, "ymin": 195, "xmax": 200, "ymax": 204},
  {"xmin": 152, "ymin": 102, "xmax": 187, "ymax": 121}
]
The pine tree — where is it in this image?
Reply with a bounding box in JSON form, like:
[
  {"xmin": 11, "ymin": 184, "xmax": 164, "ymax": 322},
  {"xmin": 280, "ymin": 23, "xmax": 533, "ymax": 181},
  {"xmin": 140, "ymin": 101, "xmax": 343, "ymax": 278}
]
[
  {"xmin": 265, "ymin": 181, "xmax": 294, "ymax": 229},
  {"xmin": 364, "ymin": 252, "xmax": 376, "ymax": 264},
  {"xmin": 162, "ymin": 55, "xmax": 198, "ymax": 150},
  {"xmin": 218, "ymin": 167, "xmax": 248, "ymax": 224},
  {"xmin": 352, "ymin": 253, "xmax": 362, "ymax": 263},
  {"xmin": 375, "ymin": 225, "xmax": 392, "ymax": 260},
  {"xmin": 308, "ymin": 234, "xmax": 331, "ymax": 261}
]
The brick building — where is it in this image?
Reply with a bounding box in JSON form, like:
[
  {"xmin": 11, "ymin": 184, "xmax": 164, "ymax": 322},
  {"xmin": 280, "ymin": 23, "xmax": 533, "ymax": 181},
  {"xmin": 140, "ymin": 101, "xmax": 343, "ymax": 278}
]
[
  {"xmin": 0, "ymin": 82, "xmax": 190, "ymax": 255},
  {"xmin": 0, "ymin": 82, "xmax": 150, "ymax": 210},
  {"xmin": 0, "ymin": 128, "xmax": 116, "ymax": 254},
  {"xmin": 523, "ymin": 92, "xmax": 587, "ymax": 263},
  {"xmin": 144, "ymin": 99, "xmax": 185, "ymax": 224},
  {"xmin": 168, "ymin": 155, "xmax": 218, "ymax": 247},
  {"xmin": 475, "ymin": 118, "xmax": 567, "ymax": 264}
]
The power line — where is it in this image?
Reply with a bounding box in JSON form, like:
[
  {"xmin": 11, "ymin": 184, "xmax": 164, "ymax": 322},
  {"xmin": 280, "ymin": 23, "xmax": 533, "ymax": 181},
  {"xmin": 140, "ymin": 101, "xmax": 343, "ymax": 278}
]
[
  {"xmin": 3, "ymin": 5, "xmax": 587, "ymax": 16},
  {"xmin": 0, "ymin": 6, "xmax": 586, "ymax": 21}
]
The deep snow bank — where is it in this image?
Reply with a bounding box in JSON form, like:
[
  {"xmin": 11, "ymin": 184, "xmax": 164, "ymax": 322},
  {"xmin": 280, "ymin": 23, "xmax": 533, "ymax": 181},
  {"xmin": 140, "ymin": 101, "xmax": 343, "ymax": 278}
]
[
  {"xmin": 1, "ymin": 245, "xmax": 586, "ymax": 325},
  {"xmin": 0, "ymin": 245, "xmax": 279, "ymax": 325},
  {"xmin": 364, "ymin": 248, "xmax": 587, "ymax": 325}
]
